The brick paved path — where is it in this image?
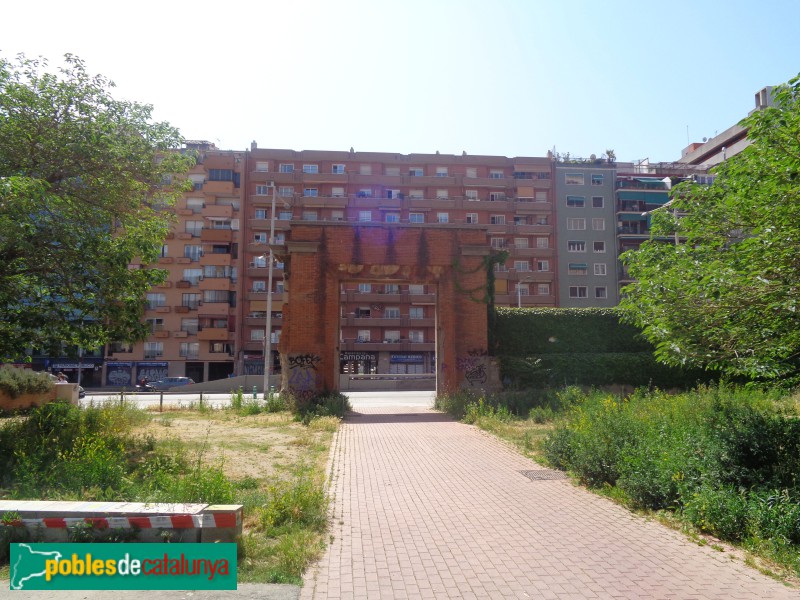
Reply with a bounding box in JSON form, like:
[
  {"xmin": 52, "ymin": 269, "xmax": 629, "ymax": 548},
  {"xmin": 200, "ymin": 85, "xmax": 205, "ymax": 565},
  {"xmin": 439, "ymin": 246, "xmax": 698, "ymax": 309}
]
[{"xmin": 301, "ymin": 407, "xmax": 799, "ymax": 599}]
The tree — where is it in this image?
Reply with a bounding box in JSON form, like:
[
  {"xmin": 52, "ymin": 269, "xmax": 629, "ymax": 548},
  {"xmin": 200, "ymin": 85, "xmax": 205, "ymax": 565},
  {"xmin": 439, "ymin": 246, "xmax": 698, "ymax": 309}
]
[
  {"xmin": 0, "ymin": 54, "xmax": 193, "ymax": 359},
  {"xmin": 619, "ymin": 74, "xmax": 800, "ymax": 381}
]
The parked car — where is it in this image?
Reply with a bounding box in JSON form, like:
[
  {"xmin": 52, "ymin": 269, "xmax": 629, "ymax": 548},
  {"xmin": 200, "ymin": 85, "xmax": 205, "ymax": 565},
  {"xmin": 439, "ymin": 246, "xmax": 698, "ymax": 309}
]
[{"xmin": 148, "ymin": 377, "xmax": 195, "ymax": 391}]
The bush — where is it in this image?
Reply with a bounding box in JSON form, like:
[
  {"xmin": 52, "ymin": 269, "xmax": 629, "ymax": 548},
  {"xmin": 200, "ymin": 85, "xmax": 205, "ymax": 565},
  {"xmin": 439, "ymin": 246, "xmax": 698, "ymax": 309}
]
[{"xmin": 0, "ymin": 366, "xmax": 52, "ymax": 400}]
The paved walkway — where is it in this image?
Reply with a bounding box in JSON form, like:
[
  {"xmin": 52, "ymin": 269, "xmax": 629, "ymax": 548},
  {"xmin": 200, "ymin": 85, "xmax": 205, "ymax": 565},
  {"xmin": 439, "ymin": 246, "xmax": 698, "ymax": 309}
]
[{"xmin": 301, "ymin": 405, "xmax": 800, "ymax": 599}]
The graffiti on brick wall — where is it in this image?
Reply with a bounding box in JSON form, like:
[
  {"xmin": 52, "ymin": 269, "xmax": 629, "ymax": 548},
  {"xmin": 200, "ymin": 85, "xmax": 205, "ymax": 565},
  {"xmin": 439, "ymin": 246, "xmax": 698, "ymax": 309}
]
[
  {"xmin": 456, "ymin": 348, "xmax": 488, "ymax": 386},
  {"xmin": 288, "ymin": 353, "xmax": 321, "ymax": 398}
]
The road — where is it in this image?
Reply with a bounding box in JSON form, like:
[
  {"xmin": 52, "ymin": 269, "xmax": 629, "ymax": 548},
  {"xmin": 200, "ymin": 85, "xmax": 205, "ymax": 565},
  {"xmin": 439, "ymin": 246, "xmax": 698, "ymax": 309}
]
[{"xmin": 81, "ymin": 390, "xmax": 437, "ymax": 411}]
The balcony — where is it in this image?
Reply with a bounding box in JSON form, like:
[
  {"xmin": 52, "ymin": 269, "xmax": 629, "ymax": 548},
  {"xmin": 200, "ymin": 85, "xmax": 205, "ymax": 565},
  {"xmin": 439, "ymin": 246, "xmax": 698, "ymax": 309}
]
[
  {"xmin": 153, "ymin": 330, "xmax": 169, "ymax": 339},
  {"xmin": 200, "ymin": 253, "xmax": 232, "ymax": 266},
  {"xmin": 198, "ymin": 328, "xmax": 231, "ymax": 341},
  {"xmin": 200, "ymin": 229, "xmax": 233, "ymax": 243},
  {"xmin": 203, "ymin": 205, "xmax": 234, "ymax": 219},
  {"xmin": 202, "ymin": 180, "xmax": 236, "ymax": 194},
  {"xmin": 495, "ymin": 294, "xmax": 555, "ymax": 307},
  {"xmin": 197, "ymin": 302, "xmax": 229, "ymax": 316},
  {"xmin": 199, "ymin": 277, "xmax": 232, "ymax": 291},
  {"xmin": 340, "ymin": 340, "xmax": 435, "ymax": 352}
]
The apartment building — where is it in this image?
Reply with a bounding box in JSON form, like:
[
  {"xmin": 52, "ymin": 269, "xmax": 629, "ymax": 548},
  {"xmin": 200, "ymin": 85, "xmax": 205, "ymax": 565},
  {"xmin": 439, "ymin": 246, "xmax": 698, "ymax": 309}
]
[
  {"xmin": 103, "ymin": 145, "xmax": 556, "ymax": 385},
  {"xmin": 554, "ymin": 162, "xmax": 618, "ymax": 307}
]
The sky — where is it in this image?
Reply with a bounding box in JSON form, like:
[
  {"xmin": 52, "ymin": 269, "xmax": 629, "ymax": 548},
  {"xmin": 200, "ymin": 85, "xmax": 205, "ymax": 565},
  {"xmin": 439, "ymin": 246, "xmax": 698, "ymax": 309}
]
[{"xmin": 3, "ymin": 0, "xmax": 799, "ymax": 163}]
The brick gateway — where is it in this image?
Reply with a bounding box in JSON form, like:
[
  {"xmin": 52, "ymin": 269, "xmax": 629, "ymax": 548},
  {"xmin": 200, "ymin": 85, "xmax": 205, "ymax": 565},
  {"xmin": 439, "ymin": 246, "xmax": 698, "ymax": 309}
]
[{"xmin": 276, "ymin": 223, "xmax": 494, "ymax": 397}]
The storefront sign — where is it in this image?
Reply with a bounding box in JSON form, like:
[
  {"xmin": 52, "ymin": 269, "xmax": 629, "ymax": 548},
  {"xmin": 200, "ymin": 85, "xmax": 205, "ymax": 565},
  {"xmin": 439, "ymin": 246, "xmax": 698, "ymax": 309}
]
[{"xmin": 390, "ymin": 353, "xmax": 424, "ymax": 364}]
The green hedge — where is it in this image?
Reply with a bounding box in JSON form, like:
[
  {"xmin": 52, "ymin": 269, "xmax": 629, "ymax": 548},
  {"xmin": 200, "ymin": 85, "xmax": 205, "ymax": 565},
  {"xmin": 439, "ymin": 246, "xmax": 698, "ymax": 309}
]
[
  {"xmin": 495, "ymin": 307, "xmax": 652, "ymax": 354},
  {"xmin": 495, "ymin": 308, "xmax": 713, "ymax": 389},
  {"xmin": 0, "ymin": 365, "xmax": 53, "ymax": 399}
]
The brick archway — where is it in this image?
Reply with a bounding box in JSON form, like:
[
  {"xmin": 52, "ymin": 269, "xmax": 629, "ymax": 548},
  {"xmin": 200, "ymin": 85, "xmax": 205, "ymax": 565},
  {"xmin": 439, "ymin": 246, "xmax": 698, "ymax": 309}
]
[{"xmin": 277, "ymin": 223, "xmax": 492, "ymax": 399}]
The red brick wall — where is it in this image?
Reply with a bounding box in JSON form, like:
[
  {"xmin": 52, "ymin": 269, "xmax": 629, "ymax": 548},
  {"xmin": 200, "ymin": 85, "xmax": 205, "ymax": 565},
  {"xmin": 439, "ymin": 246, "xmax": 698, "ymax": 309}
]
[{"xmin": 279, "ymin": 224, "xmax": 490, "ymax": 396}]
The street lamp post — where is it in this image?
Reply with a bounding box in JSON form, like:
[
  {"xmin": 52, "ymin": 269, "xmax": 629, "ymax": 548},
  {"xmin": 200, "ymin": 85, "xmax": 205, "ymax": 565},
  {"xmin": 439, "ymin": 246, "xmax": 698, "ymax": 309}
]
[{"xmin": 263, "ymin": 181, "xmax": 277, "ymax": 399}]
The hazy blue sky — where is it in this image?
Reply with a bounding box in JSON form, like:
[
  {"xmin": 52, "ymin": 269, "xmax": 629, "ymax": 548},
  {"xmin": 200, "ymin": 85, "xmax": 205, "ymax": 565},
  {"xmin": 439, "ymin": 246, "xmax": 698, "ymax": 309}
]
[{"xmin": 3, "ymin": 0, "xmax": 799, "ymax": 162}]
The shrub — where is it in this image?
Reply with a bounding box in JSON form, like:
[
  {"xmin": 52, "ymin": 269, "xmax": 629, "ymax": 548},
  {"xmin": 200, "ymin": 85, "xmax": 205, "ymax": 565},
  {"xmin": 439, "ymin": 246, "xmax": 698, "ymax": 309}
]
[
  {"xmin": 681, "ymin": 484, "xmax": 749, "ymax": 541},
  {"xmin": 258, "ymin": 469, "xmax": 326, "ymax": 532},
  {"xmin": 0, "ymin": 366, "xmax": 52, "ymax": 399}
]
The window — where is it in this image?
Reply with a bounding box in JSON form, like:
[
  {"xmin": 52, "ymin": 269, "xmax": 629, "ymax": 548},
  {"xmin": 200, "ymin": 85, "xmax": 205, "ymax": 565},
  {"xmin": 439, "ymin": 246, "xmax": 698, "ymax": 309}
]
[
  {"xmin": 535, "ymin": 191, "xmax": 548, "ymax": 203},
  {"xmin": 358, "ymin": 283, "xmax": 372, "ymax": 293},
  {"xmin": 331, "ymin": 186, "xmax": 345, "ymax": 197},
  {"xmin": 302, "ymin": 211, "xmax": 318, "ymax": 221},
  {"xmin": 514, "ymin": 260, "xmax": 530, "ymax": 272},
  {"xmin": 408, "ymin": 330, "xmax": 424, "ymax": 343},
  {"xmin": 204, "ymin": 265, "xmax": 232, "ymax": 279},
  {"xmin": 359, "ymin": 164, "xmax": 371, "ymax": 175},
  {"xmin": 185, "ymin": 220, "xmax": 203, "ymax": 236},
  {"xmin": 302, "ymin": 164, "xmax": 319, "ymax": 174},
  {"xmin": 146, "ymin": 293, "xmax": 166, "ymax": 309},
  {"xmin": 565, "ymin": 173, "xmax": 585, "ymax": 185},
  {"xmin": 436, "ymin": 167, "xmax": 448, "ymax": 177},
  {"xmin": 537, "ymin": 259, "xmax": 549, "ymax": 271},
  {"xmin": 110, "ymin": 341, "xmax": 133, "ymax": 354},
  {"xmin": 332, "ymin": 164, "xmax": 345, "ymax": 174},
  {"xmin": 210, "ymin": 342, "xmax": 234, "ymax": 354},
  {"xmin": 436, "ymin": 189, "xmax": 448, "ymax": 199},
  {"xmin": 409, "ymin": 213, "xmax": 425, "ymax": 223},
  {"xmin": 594, "ymin": 263, "xmax": 607, "ymax": 276},
  {"xmin": 595, "ymin": 287, "xmax": 608, "ymax": 299},
  {"xmin": 489, "ymin": 192, "xmax": 505, "ymax": 202},
  {"xmin": 146, "ymin": 317, "xmax": 164, "ymax": 332},
  {"xmin": 568, "ymin": 241, "xmax": 586, "ymax": 252},
  {"xmin": 495, "ymin": 262, "xmax": 507, "ymax": 273},
  {"xmin": 254, "ymin": 209, "xmax": 267, "ymax": 220},
  {"xmin": 536, "ymin": 237, "xmax": 549, "ymax": 249},
  {"xmin": 331, "ymin": 210, "xmax": 344, "ymax": 221},
  {"xmin": 491, "ymin": 237, "xmax": 506, "ymax": 249},
  {"xmin": 252, "ymin": 280, "xmax": 266, "ymax": 291},
  {"xmin": 251, "ymin": 255, "xmax": 267, "ymax": 268},
  {"xmin": 466, "ymin": 213, "xmax": 478, "ymax": 224},
  {"xmin": 592, "ymin": 218, "xmax": 606, "ymax": 231},
  {"xmin": 357, "ymin": 330, "xmax": 370, "ymax": 343},
  {"xmin": 566, "ymin": 196, "xmax": 585, "ymax": 208},
  {"xmin": 490, "ymin": 215, "xmax": 506, "ymax": 225},
  {"xmin": 382, "ymin": 167, "xmax": 398, "ymax": 176},
  {"xmin": 566, "ymin": 218, "xmax": 586, "ymax": 230},
  {"xmin": 384, "ymin": 284, "xmax": 399, "ymax": 294},
  {"xmin": 184, "ymin": 245, "xmax": 202, "ymax": 261},
  {"xmin": 204, "ymin": 290, "xmax": 229, "ymax": 303},
  {"xmin": 256, "ymin": 161, "xmax": 269, "ymax": 172},
  {"xmin": 593, "ymin": 241, "xmax": 606, "ymax": 253},
  {"xmin": 569, "ymin": 286, "xmax": 588, "ymax": 298},
  {"xmin": 409, "ymin": 189, "xmax": 424, "ymax": 199},
  {"xmin": 182, "ymin": 268, "xmax": 202, "ymax": 285},
  {"xmin": 591, "ymin": 174, "xmax": 604, "ymax": 186},
  {"xmin": 144, "ymin": 342, "xmax": 163, "ymax": 359},
  {"xmin": 466, "ymin": 167, "xmax": 477, "ymax": 178},
  {"xmin": 358, "ymin": 188, "xmax": 373, "ymax": 198},
  {"xmin": 186, "ymin": 198, "xmax": 204, "ymax": 213},
  {"xmin": 279, "ymin": 186, "xmax": 293, "ymax": 197},
  {"xmin": 568, "ymin": 263, "xmax": 588, "ymax": 275},
  {"xmin": 537, "ymin": 283, "xmax": 550, "ymax": 295},
  {"xmin": 359, "ymin": 211, "xmax": 372, "ymax": 222},
  {"xmin": 409, "ymin": 307, "xmax": 424, "ymax": 319},
  {"xmin": 180, "ymin": 342, "xmax": 199, "ymax": 358},
  {"xmin": 385, "ymin": 213, "xmax": 400, "ymax": 223},
  {"xmin": 514, "ymin": 216, "xmax": 529, "ymax": 225},
  {"xmin": 437, "ymin": 213, "xmax": 449, "ymax": 223},
  {"xmin": 160, "ymin": 244, "xmax": 168, "ymax": 258},
  {"xmin": 514, "ymin": 238, "xmax": 529, "ymax": 248},
  {"xmin": 279, "ymin": 164, "xmax": 294, "ymax": 173},
  {"xmin": 517, "ymin": 284, "xmax": 529, "ymax": 296},
  {"xmin": 490, "ymin": 170, "xmax": 503, "ymax": 179},
  {"xmin": 465, "ymin": 190, "xmax": 478, "ymax": 201},
  {"xmin": 408, "ymin": 167, "xmax": 423, "ymax": 176},
  {"xmin": 592, "ymin": 196, "xmax": 604, "ymax": 208},
  {"xmin": 303, "ymin": 188, "xmax": 318, "ymax": 197},
  {"xmin": 255, "ymin": 185, "xmax": 268, "ymax": 196},
  {"xmin": 250, "ymin": 329, "xmax": 265, "ymax": 341},
  {"xmin": 384, "ymin": 307, "xmax": 400, "ymax": 318},
  {"xmin": 278, "ymin": 210, "xmax": 293, "ymax": 220},
  {"xmin": 182, "ymin": 293, "xmax": 200, "ymax": 309},
  {"xmin": 384, "ymin": 330, "xmax": 401, "ymax": 343},
  {"xmin": 536, "ymin": 215, "xmax": 549, "ymax": 225},
  {"xmin": 208, "ymin": 169, "xmax": 233, "ymax": 181}
]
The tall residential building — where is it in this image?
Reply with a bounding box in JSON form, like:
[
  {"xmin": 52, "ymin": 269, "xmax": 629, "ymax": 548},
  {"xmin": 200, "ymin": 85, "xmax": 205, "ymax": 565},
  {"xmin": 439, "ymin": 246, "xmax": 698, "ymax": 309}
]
[{"xmin": 554, "ymin": 161, "xmax": 618, "ymax": 307}]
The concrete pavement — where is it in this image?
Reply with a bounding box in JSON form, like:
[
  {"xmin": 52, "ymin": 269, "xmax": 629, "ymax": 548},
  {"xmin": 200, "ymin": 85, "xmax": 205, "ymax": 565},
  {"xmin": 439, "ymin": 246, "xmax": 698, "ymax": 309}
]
[{"xmin": 301, "ymin": 402, "xmax": 799, "ymax": 599}]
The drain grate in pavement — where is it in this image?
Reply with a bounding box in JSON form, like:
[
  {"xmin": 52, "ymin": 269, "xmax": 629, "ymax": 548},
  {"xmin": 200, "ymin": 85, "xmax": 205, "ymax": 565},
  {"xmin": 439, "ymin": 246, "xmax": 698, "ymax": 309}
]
[{"xmin": 519, "ymin": 469, "xmax": 568, "ymax": 481}]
